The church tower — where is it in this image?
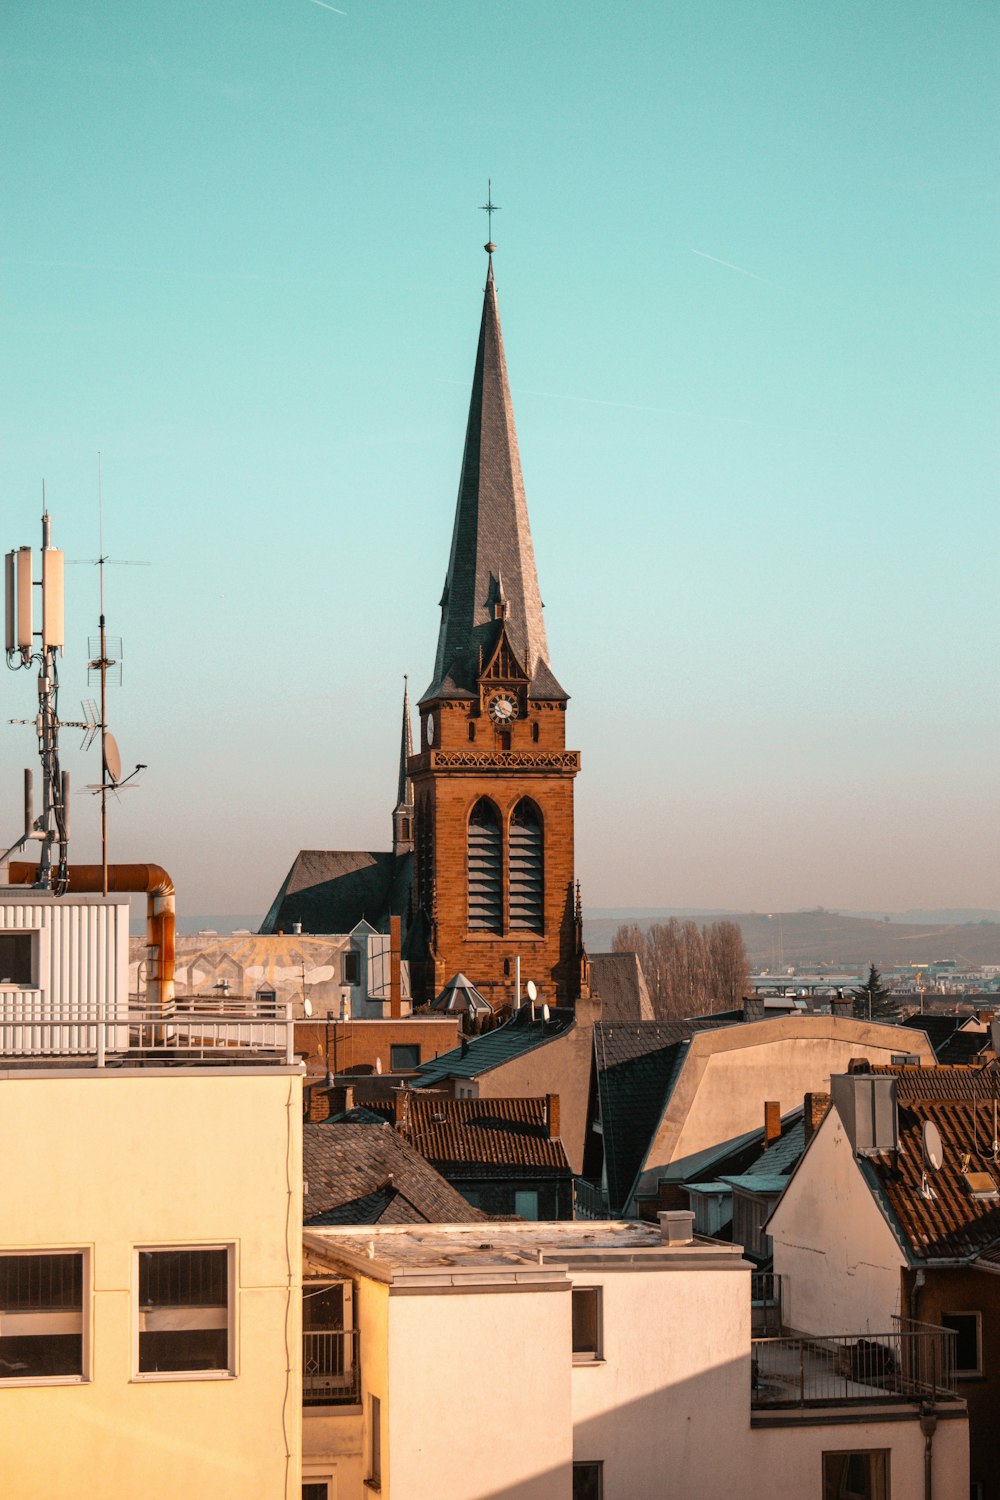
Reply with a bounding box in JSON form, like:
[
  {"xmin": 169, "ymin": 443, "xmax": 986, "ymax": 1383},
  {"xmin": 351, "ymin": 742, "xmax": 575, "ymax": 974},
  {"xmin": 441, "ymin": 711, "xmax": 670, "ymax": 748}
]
[
  {"xmin": 392, "ymin": 677, "xmax": 414, "ymax": 857},
  {"xmin": 409, "ymin": 247, "xmax": 586, "ymax": 1008}
]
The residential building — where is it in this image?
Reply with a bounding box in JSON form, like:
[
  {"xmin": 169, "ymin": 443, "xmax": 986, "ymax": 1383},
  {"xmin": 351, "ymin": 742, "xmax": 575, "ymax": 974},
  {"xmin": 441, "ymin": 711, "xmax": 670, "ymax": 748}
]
[
  {"xmin": 299, "ymin": 1217, "xmax": 967, "ymax": 1500},
  {"xmin": 303, "ymin": 1121, "xmax": 485, "ymax": 1226},
  {"xmin": 0, "ymin": 878, "xmax": 304, "ymax": 1500},
  {"xmin": 395, "ymin": 1090, "xmax": 573, "ymax": 1218},
  {"xmin": 768, "ymin": 1063, "xmax": 1000, "ymax": 1498}
]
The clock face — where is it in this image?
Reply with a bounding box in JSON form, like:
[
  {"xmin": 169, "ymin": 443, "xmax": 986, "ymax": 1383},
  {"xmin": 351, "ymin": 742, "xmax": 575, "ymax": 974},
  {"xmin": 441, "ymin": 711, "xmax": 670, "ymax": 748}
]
[
  {"xmin": 426, "ymin": 714, "xmax": 435, "ymax": 746},
  {"xmin": 487, "ymin": 691, "xmax": 519, "ymax": 727}
]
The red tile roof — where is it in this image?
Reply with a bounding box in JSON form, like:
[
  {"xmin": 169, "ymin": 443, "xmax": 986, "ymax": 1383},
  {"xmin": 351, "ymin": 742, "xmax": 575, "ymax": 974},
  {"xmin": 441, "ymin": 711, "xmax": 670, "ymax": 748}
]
[
  {"xmin": 397, "ymin": 1094, "xmax": 570, "ymax": 1176},
  {"xmin": 866, "ymin": 1096, "xmax": 1000, "ymax": 1261},
  {"xmin": 871, "ymin": 1062, "xmax": 1000, "ymax": 1100}
]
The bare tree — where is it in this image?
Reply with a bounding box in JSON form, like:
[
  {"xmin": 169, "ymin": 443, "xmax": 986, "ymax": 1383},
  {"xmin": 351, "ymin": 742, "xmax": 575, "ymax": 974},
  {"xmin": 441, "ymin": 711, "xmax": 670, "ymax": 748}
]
[{"xmin": 612, "ymin": 918, "xmax": 749, "ymax": 1019}]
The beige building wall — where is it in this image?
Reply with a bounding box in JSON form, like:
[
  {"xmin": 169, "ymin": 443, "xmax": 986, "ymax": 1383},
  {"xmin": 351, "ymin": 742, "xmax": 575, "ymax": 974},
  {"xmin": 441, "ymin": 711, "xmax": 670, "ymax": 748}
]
[
  {"xmin": 751, "ymin": 1412, "xmax": 967, "ymax": 1500},
  {"xmin": 0, "ymin": 1067, "xmax": 303, "ymax": 1500},
  {"xmin": 767, "ymin": 1107, "xmax": 906, "ymax": 1334},
  {"xmin": 630, "ymin": 1017, "xmax": 935, "ymax": 1208},
  {"xmin": 385, "ymin": 1285, "xmax": 572, "ymax": 1500}
]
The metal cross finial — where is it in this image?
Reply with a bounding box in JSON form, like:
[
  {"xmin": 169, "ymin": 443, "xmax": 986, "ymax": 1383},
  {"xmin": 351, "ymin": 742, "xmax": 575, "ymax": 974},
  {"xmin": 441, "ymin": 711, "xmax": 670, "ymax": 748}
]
[{"xmin": 479, "ymin": 179, "xmax": 500, "ymax": 246}]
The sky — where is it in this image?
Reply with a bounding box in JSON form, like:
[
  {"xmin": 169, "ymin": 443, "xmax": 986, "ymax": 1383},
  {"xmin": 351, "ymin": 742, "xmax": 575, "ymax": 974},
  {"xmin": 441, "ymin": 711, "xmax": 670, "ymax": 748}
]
[{"xmin": 1, "ymin": 0, "xmax": 997, "ymax": 920}]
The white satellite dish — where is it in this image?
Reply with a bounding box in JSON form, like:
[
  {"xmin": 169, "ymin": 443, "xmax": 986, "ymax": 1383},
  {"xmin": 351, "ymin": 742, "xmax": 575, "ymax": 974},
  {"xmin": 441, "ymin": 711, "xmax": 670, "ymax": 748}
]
[
  {"xmin": 525, "ymin": 980, "xmax": 537, "ymax": 1003},
  {"xmin": 375, "ymin": 1056, "xmax": 383, "ymax": 1075},
  {"xmin": 923, "ymin": 1120, "xmax": 944, "ymax": 1172},
  {"xmin": 303, "ymin": 997, "xmax": 313, "ymax": 1018},
  {"xmin": 104, "ymin": 732, "xmax": 122, "ymax": 785},
  {"xmin": 542, "ymin": 1004, "xmax": 550, "ymax": 1022}
]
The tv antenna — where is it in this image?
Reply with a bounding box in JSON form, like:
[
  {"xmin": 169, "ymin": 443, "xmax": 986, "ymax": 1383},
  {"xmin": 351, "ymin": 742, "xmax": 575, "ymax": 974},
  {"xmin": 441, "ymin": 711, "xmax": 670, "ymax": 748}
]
[{"xmin": 69, "ymin": 455, "xmax": 148, "ymax": 894}]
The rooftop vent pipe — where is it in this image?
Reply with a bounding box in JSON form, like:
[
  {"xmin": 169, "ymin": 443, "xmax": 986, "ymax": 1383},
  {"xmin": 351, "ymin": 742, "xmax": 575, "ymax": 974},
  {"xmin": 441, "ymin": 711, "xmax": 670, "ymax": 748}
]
[
  {"xmin": 658, "ymin": 1210, "xmax": 695, "ymax": 1246},
  {"xmin": 9, "ymin": 861, "xmax": 175, "ymax": 1007}
]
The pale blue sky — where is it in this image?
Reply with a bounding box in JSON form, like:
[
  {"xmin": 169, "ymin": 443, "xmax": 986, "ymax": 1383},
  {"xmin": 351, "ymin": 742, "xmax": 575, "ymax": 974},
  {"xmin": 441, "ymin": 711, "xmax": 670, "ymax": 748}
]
[{"xmin": 2, "ymin": 1, "xmax": 997, "ymax": 916}]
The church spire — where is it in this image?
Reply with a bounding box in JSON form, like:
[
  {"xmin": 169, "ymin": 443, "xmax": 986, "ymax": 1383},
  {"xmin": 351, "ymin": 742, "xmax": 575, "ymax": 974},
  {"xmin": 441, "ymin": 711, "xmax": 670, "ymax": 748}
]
[
  {"xmin": 423, "ymin": 251, "xmax": 566, "ymax": 704},
  {"xmin": 392, "ymin": 676, "xmax": 414, "ymax": 857}
]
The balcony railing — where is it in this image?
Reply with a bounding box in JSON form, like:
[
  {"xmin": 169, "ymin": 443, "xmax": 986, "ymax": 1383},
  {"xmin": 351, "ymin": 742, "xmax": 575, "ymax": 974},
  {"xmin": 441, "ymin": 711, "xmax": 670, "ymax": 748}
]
[
  {"xmin": 752, "ymin": 1323, "xmax": 957, "ymax": 1408},
  {"xmin": 750, "ymin": 1272, "xmax": 783, "ymax": 1336},
  {"xmin": 303, "ymin": 1329, "xmax": 360, "ymax": 1406},
  {"xmin": 573, "ymin": 1178, "xmax": 609, "ymax": 1220},
  {"xmin": 0, "ymin": 996, "xmax": 295, "ymax": 1065}
]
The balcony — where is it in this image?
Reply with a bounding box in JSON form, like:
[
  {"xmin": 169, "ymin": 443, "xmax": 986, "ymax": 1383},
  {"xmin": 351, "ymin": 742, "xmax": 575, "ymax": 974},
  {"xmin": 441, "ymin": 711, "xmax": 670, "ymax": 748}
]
[
  {"xmin": 0, "ymin": 994, "xmax": 296, "ymax": 1065},
  {"xmin": 303, "ymin": 1329, "xmax": 360, "ymax": 1406},
  {"xmin": 573, "ymin": 1178, "xmax": 609, "ymax": 1220},
  {"xmin": 752, "ymin": 1319, "xmax": 957, "ymax": 1410}
]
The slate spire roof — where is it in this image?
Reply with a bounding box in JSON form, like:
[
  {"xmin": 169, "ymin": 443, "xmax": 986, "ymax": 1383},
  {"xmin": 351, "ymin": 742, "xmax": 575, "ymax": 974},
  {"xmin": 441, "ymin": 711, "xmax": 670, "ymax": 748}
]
[
  {"xmin": 423, "ymin": 254, "xmax": 567, "ymax": 703},
  {"xmin": 395, "ymin": 676, "xmax": 413, "ymax": 810}
]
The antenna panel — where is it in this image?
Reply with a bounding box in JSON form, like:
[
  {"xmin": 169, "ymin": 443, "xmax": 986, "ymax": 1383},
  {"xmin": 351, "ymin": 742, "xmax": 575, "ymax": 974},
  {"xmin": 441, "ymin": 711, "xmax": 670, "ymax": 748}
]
[
  {"xmin": 42, "ymin": 548, "xmax": 64, "ymax": 650},
  {"xmin": 922, "ymin": 1120, "xmax": 944, "ymax": 1172},
  {"xmin": 15, "ymin": 548, "xmax": 32, "ymax": 650},
  {"xmin": 4, "ymin": 553, "xmax": 14, "ymax": 652}
]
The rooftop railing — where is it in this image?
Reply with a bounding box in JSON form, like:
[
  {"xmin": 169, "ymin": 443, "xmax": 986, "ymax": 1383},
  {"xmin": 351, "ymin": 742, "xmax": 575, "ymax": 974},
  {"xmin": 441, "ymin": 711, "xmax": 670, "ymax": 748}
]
[
  {"xmin": 752, "ymin": 1321, "xmax": 957, "ymax": 1408},
  {"xmin": 573, "ymin": 1178, "xmax": 609, "ymax": 1220},
  {"xmin": 0, "ymin": 995, "xmax": 296, "ymax": 1065},
  {"xmin": 303, "ymin": 1329, "xmax": 360, "ymax": 1407}
]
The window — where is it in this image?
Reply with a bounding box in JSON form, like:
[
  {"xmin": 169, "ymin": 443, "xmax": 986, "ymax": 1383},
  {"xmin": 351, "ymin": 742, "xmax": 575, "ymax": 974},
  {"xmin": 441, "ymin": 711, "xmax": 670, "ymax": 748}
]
[
  {"xmin": 509, "ymin": 799, "xmax": 543, "ymax": 931},
  {"xmin": 367, "ymin": 1393, "xmax": 382, "ymax": 1489},
  {"xmin": 572, "ymin": 1286, "xmax": 602, "ymax": 1362},
  {"xmin": 136, "ymin": 1246, "xmax": 233, "ymax": 1377},
  {"xmin": 822, "ymin": 1450, "xmax": 888, "ymax": 1500},
  {"xmin": 390, "ymin": 1044, "xmax": 420, "ymax": 1072},
  {"xmin": 468, "ymin": 721, "xmax": 476, "ymax": 742},
  {"xmin": 514, "ymin": 1189, "xmax": 540, "ymax": 1220},
  {"xmin": 342, "ymin": 951, "xmax": 360, "ymax": 986},
  {"xmin": 467, "ymin": 798, "xmax": 502, "ymax": 932},
  {"xmin": 942, "ymin": 1311, "xmax": 982, "ymax": 1376},
  {"xmin": 303, "ymin": 1485, "xmax": 331, "ymax": 1500},
  {"xmin": 0, "ymin": 1251, "xmax": 86, "ymax": 1381},
  {"xmin": 0, "ymin": 932, "xmax": 33, "ymax": 986},
  {"xmin": 573, "ymin": 1462, "xmax": 603, "ymax": 1500},
  {"xmin": 531, "ymin": 721, "xmax": 540, "ymax": 743}
]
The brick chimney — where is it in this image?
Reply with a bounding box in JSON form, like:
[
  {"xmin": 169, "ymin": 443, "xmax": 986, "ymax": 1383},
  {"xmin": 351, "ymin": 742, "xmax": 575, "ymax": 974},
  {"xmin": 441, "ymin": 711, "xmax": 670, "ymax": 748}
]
[
  {"xmin": 803, "ymin": 1091, "xmax": 830, "ymax": 1146},
  {"xmin": 546, "ymin": 1093, "xmax": 560, "ymax": 1139},
  {"xmin": 764, "ymin": 1100, "xmax": 782, "ymax": 1146}
]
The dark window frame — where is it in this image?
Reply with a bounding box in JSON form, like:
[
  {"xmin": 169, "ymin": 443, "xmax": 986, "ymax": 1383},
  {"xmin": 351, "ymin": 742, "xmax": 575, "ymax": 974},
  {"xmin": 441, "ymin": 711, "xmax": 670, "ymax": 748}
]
[
  {"xmin": 0, "ymin": 931, "xmax": 35, "ymax": 987},
  {"xmin": 0, "ymin": 1249, "xmax": 87, "ymax": 1384},
  {"xmin": 942, "ymin": 1310, "xmax": 982, "ymax": 1376},
  {"xmin": 135, "ymin": 1244, "xmax": 234, "ymax": 1380},
  {"xmin": 821, "ymin": 1448, "xmax": 889, "ymax": 1500},
  {"xmin": 572, "ymin": 1285, "xmax": 603, "ymax": 1362},
  {"xmin": 389, "ymin": 1043, "xmax": 421, "ymax": 1072},
  {"xmin": 572, "ymin": 1460, "xmax": 604, "ymax": 1500}
]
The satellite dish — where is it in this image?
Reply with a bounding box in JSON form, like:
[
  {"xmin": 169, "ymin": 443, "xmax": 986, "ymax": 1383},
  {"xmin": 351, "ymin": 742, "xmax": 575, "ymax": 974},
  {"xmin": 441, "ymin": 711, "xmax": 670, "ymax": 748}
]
[
  {"xmin": 303, "ymin": 998, "xmax": 313, "ymax": 1018},
  {"xmin": 104, "ymin": 732, "xmax": 122, "ymax": 785},
  {"xmin": 923, "ymin": 1120, "xmax": 944, "ymax": 1172},
  {"xmin": 375, "ymin": 1056, "xmax": 383, "ymax": 1075},
  {"xmin": 542, "ymin": 1004, "xmax": 550, "ymax": 1022},
  {"xmin": 525, "ymin": 980, "xmax": 537, "ymax": 1003}
]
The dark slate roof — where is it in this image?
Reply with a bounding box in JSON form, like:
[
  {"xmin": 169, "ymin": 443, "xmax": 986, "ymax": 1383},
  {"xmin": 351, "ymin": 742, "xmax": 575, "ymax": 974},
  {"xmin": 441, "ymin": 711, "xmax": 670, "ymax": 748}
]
[
  {"xmin": 260, "ymin": 849, "xmax": 412, "ymax": 935},
  {"xmin": 413, "ymin": 1007, "xmax": 575, "ymax": 1085},
  {"xmin": 863, "ymin": 1099, "xmax": 1000, "ymax": 1262},
  {"xmin": 398, "ymin": 1094, "xmax": 570, "ymax": 1177},
  {"xmin": 937, "ymin": 1030, "xmax": 991, "ymax": 1066},
  {"xmin": 422, "ymin": 257, "xmax": 567, "ymax": 705},
  {"xmin": 395, "ymin": 679, "xmax": 413, "ymax": 811},
  {"xmin": 303, "ymin": 1121, "xmax": 485, "ymax": 1225},
  {"xmin": 592, "ymin": 1015, "xmax": 734, "ymax": 1071},
  {"xmin": 899, "ymin": 1014, "xmax": 965, "ymax": 1053},
  {"xmin": 598, "ymin": 1040, "xmax": 688, "ymax": 1215},
  {"xmin": 590, "ymin": 952, "xmax": 654, "ymax": 1023}
]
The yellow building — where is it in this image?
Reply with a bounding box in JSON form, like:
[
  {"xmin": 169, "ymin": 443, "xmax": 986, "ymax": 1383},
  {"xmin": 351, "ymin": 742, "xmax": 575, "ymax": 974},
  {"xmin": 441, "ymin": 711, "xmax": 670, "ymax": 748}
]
[{"xmin": 0, "ymin": 888, "xmax": 304, "ymax": 1500}]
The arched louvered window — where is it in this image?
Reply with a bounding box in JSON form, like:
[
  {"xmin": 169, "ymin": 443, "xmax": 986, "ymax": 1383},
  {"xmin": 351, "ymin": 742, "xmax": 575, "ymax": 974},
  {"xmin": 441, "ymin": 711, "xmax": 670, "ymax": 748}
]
[
  {"xmin": 509, "ymin": 799, "xmax": 543, "ymax": 931},
  {"xmin": 467, "ymin": 798, "xmax": 502, "ymax": 932}
]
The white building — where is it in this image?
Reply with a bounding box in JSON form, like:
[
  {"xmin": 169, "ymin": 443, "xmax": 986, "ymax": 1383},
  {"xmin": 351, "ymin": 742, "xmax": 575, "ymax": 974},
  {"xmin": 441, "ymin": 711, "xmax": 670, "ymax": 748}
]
[{"xmin": 299, "ymin": 1214, "xmax": 967, "ymax": 1500}]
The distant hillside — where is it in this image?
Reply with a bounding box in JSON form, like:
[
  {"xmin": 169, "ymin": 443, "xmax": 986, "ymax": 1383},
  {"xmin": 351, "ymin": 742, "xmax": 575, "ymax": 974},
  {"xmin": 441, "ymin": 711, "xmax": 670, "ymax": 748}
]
[{"xmin": 584, "ymin": 909, "xmax": 1000, "ymax": 970}]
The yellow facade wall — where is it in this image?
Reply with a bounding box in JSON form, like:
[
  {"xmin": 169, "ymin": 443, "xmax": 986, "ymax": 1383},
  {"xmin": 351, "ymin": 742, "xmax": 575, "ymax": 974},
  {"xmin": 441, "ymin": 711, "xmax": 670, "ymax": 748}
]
[{"xmin": 0, "ymin": 1066, "xmax": 303, "ymax": 1500}]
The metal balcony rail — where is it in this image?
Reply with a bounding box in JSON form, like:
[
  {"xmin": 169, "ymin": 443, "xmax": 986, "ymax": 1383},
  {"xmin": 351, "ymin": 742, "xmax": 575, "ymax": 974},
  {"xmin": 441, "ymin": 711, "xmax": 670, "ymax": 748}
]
[
  {"xmin": 573, "ymin": 1178, "xmax": 609, "ymax": 1220},
  {"xmin": 303, "ymin": 1329, "xmax": 360, "ymax": 1406},
  {"xmin": 752, "ymin": 1325, "xmax": 957, "ymax": 1408},
  {"xmin": 0, "ymin": 997, "xmax": 296, "ymax": 1065},
  {"xmin": 750, "ymin": 1272, "xmax": 783, "ymax": 1336}
]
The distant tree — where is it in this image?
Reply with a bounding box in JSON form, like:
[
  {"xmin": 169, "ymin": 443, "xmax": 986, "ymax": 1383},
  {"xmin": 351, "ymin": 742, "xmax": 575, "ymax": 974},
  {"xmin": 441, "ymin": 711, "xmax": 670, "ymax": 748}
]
[
  {"xmin": 852, "ymin": 962, "xmax": 898, "ymax": 1021},
  {"xmin": 611, "ymin": 918, "xmax": 749, "ymax": 1020}
]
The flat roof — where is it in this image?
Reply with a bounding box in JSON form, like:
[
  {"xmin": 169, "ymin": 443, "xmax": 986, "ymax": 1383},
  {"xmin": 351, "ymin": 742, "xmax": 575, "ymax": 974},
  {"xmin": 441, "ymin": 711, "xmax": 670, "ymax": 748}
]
[{"xmin": 303, "ymin": 1220, "xmax": 748, "ymax": 1287}]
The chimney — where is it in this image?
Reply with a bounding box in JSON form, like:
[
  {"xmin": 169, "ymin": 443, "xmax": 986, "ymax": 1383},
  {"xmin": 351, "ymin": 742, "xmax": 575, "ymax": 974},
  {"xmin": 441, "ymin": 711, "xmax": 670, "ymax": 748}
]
[
  {"xmin": 546, "ymin": 1093, "xmax": 560, "ymax": 1139},
  {"xmin": 803, "ymin": 1091, "xmax": 830, "ymax": 1146},
  {"xmin": 764, "ymin": 1101, "xmax": 782, "ymax": 1146},
  {"xmin": 389, "ymin": 915, "xmax": 402, "ymax": 1018},
  {"xmin": 831, "ymin": 1072, "xmax": 898, "ymax": 1156},
  {"xmin": 658, "ymin": 1210, "xmax": 695, "ymax": 1246},
  {"xmin": 848, "ymin": 1056, "xmax": 871, "ymax": 1074}
]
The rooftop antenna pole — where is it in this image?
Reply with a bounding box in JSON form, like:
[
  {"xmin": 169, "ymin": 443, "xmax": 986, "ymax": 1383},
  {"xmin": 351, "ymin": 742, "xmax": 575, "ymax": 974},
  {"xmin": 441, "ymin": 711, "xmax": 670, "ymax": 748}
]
[{"xmin": 97, "ymin": 454, "xmax": 109, "ymax": 896}]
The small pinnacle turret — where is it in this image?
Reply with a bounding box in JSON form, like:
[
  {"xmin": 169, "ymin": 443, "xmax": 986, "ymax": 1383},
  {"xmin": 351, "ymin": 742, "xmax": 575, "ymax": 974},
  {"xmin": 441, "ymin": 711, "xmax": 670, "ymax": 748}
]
[{"xmin": 392, "ymin": 677, "xmax": 414, "ymax": 857}]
